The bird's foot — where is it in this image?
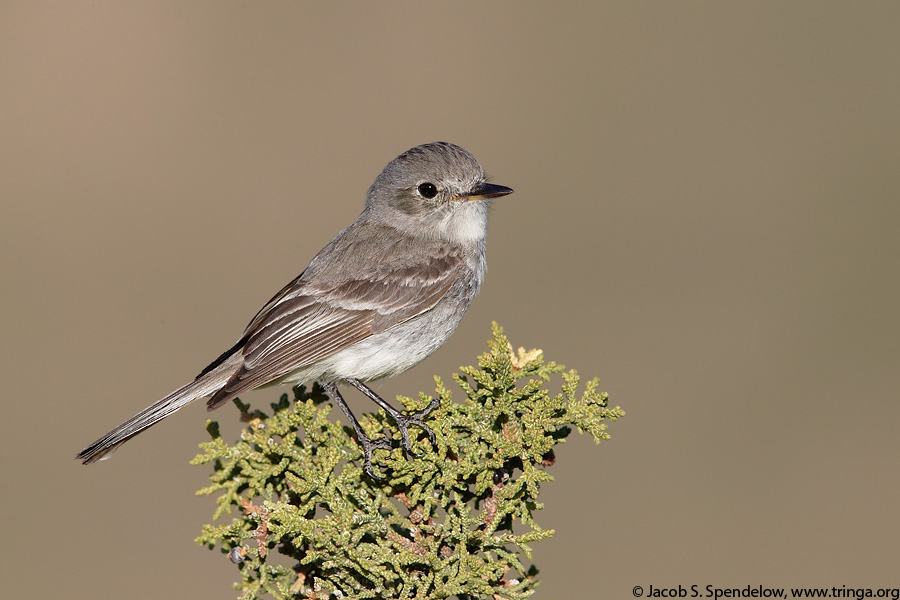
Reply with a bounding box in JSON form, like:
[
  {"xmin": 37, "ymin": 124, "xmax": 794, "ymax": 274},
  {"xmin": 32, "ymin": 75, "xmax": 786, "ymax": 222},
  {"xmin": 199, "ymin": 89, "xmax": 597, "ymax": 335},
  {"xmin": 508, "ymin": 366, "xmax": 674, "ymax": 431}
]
[
  {"xmin": 339, "ymin": 379, "xmax": 441, "ymax": 473},
  {"xmin": 382, "ymin": 396, "xmax": 440, "ymax": 458},
  {"xmin": 355, "ymin": 432, "xmax": 394, "ymax": 481}
]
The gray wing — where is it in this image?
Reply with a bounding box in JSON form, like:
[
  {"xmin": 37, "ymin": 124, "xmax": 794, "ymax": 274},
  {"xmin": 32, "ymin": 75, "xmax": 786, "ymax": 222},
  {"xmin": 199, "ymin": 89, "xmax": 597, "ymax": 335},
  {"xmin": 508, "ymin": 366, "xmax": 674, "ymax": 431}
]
[{"xmin": 206, "ymin": 240, "xmax": 465, "ymax": 409}]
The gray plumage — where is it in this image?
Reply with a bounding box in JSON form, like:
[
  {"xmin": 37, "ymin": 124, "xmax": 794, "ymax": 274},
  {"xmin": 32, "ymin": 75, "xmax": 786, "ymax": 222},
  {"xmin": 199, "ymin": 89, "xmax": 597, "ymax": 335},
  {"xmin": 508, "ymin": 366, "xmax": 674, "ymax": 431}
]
[{"xmin": 76, "ymin": 142, "xmax": 512, "ymax": 467}]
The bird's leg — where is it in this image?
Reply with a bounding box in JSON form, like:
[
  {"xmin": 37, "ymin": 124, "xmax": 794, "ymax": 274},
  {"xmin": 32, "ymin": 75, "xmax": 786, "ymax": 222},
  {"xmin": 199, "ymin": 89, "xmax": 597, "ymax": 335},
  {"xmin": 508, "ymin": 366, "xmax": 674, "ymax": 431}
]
[
  {"xmin": 345, "ymin": 378, "xmax": 440, "ymax": 458},
  {"xmin": 321, "ymin": 381, "xmax": 391, "ymax": 480}
]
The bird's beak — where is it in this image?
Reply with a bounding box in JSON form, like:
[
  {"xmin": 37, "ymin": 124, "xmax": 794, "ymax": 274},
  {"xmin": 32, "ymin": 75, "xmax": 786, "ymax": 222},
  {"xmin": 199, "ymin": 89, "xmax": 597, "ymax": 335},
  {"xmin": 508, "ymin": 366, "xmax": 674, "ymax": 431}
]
[{"xmin": 460, "ymin": 182, "xmax": 514, "ymax": 201}]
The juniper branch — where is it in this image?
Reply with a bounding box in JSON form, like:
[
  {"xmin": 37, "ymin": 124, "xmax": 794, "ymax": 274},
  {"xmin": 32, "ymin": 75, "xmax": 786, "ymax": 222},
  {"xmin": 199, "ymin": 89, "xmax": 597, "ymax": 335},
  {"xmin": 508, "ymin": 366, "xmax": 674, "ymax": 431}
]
[{"xmin": 193, "ymin": 322, "xmax": 624, "ymax": 600}]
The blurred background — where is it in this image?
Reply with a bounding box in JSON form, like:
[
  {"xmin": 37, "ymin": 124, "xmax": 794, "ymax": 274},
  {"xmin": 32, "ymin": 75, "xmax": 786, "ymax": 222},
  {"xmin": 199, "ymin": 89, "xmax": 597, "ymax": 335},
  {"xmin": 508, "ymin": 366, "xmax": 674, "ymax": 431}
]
[{"xmin": 2, "ymin": 2, "xmax": 899, "ymax": 598}]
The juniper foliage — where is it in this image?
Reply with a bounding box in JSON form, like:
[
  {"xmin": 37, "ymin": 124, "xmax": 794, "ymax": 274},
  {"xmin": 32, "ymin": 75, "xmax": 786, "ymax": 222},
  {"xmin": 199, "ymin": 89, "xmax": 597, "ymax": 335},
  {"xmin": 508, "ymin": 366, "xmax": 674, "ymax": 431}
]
[{"xmin": 193, "ymin": 322, "xmax": 624, "ymax": 600}]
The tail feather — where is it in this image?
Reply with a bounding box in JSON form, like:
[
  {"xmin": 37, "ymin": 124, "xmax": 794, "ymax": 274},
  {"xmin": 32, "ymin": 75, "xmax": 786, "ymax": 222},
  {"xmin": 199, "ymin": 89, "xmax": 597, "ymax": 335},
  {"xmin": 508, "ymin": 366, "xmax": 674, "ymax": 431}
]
[{"xmin": 75, "ymin": 358, "xmax": 238, "ymax": 464}]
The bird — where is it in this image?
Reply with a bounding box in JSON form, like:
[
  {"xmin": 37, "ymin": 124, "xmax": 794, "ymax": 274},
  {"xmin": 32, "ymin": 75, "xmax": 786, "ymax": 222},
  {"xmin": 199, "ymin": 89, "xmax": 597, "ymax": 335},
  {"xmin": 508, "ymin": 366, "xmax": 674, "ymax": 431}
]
[{"xmin": 75, "ymin": 141, "xmax": 513, "ymax": 478}]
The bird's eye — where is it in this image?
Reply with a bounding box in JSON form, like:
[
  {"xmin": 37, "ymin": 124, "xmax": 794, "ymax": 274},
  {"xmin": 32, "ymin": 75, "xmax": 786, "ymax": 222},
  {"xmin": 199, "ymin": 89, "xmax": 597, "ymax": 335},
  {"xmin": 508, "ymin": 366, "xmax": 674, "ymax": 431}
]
[{"xmin": 417, "ymin": 182, "xmax": 438, "ymax": 199}]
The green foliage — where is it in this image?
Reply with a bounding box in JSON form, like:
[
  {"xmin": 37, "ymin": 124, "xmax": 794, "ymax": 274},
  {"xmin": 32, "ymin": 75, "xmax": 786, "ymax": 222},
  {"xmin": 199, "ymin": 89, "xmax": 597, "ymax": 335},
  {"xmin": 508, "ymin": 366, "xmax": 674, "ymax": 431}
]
[{"xmin": 193, "ymin": 322, "xmax": 624, "ymax": 600}]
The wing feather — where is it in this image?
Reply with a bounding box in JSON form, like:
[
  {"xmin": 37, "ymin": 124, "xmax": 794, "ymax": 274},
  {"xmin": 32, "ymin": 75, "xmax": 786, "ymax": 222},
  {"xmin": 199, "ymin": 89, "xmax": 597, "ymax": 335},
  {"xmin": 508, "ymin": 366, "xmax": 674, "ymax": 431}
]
[{"xmin": 206, "ymin": 241, "xmax": 466, "ymax": 409}]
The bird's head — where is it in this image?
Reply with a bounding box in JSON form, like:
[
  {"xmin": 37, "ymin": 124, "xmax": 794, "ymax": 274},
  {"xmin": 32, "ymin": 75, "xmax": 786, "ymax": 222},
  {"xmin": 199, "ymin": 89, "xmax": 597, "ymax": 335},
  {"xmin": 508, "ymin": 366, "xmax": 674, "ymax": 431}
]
[{"xmin": 365, "ymin": 142, "xmax": 513, "ymax": 243}]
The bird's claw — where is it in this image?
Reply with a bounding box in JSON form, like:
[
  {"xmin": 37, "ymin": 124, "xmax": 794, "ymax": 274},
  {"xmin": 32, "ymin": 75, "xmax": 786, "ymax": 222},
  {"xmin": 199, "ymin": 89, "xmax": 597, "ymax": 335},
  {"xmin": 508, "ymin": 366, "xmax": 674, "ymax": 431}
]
[
  {"xmin": 391, "ymin": 397, "xmax": 440, "ymax": 458},
  {"xmin": 357, "ymin": 433, "xmax": 393, "ymax": 481}
]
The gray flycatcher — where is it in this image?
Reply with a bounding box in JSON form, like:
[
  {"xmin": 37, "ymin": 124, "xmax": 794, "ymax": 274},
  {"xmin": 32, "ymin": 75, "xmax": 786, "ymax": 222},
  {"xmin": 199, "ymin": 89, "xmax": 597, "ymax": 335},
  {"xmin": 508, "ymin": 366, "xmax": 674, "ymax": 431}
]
[{"xmin": 75, "ymin": 141, "xmax": 513, "ymax": 478}]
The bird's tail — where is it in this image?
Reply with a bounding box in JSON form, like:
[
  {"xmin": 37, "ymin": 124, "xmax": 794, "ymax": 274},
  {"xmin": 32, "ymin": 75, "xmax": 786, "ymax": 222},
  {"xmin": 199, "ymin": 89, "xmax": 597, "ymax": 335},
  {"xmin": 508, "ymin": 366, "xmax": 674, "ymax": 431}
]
[{"xmin": 75, "ymin": 356, "xmax": 238, "ymax": 464}]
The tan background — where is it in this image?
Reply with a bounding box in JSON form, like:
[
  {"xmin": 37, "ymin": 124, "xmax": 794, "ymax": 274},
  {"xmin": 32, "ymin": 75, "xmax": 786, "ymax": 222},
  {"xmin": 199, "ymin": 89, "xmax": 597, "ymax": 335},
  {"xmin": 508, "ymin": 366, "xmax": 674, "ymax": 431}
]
[{"xmin": 2, "ymin": 2, "xmax": 899, "ymax": 598}]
